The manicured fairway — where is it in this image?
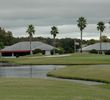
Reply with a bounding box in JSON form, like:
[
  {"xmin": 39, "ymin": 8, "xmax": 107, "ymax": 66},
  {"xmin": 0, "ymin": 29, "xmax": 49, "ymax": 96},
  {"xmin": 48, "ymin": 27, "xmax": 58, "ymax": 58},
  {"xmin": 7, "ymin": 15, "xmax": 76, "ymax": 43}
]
[
  {"xmin": 1, "ymin": 53, "xmax": 110, "ymax": 65},
  {"xmin": 0, "ymin": 78, "xmax": 110, "ymax": 100},
  {"xmin": 47, "ymin": 65, "xmax": 110, "ymax": 83},
  {"xmin": 0, "ymin": 54, "xmax": 110, "ymax": 100}
]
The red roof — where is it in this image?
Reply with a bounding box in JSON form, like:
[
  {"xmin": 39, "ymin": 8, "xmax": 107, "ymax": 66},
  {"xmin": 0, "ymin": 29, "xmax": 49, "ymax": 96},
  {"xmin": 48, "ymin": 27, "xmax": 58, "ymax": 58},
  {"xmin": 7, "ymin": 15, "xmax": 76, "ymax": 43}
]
[{"xmin": 0, "ymin": 50, "xmax": 30, "ymax": 53}]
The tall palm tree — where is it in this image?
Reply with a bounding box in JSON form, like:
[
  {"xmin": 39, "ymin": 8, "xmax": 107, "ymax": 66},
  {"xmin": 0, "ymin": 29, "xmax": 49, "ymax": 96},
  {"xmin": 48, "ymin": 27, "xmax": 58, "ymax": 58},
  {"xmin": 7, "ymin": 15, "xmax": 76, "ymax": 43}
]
[
  {"xmin": 26, "ymin": 24, "xmax": 35, "ymax": 55},
  {"xmin": 109, "ymin": 21, "xmax": 110, "ymax": 28},
  {"xmin": 50, "ymin": 26, "xmax": 59, "ymax": 55},
  {"xmin": 97, "ymin": 21, "xmax": 105, "ymax": 54},
  {"xmin": 77, "ymin": 17, "xmax": 87, "ymax": 53}
]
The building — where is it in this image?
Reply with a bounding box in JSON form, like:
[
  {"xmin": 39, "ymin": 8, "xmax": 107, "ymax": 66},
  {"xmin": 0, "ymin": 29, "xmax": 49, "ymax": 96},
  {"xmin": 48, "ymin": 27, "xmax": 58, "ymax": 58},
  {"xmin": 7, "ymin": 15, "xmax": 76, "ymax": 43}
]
[
  {"xmin": 82, "ymin": 42, "xmax": 110, "ymax": 53},
  {"xmin": 0, "ymin": 41, "xmax": 54, "ymax": 57}
]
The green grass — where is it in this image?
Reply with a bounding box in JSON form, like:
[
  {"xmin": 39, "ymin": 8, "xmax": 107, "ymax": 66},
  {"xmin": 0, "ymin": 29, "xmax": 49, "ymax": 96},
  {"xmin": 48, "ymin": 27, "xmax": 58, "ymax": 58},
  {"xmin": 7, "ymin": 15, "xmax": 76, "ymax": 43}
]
[
  {"xmin": 99, "ymin": 84, "xmax": 110, "ymax": 89},
  {"xmin": 0, "ymin": 78, "xmax": 110, "ymax": 100},
  {"xmin": 1, "ymin": 53, "xmax": 110, "ymax": 65},
  {"xmin": 0, "ymin": 54, "xmax": 110, "ymax": 100},
  {"xmin": 47, "ymin": 65, "xmax": 110, "ymax": 83}
]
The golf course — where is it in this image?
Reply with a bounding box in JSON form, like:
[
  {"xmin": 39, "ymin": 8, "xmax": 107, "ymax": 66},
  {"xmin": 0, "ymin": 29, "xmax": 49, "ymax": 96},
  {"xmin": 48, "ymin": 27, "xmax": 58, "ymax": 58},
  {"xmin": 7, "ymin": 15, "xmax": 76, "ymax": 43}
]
[
  {"xmin": 1, "ymin": 53, "xmax": 110, "ymax": 65},
  {"xmin": 0, "ymin": 53, "xmax": 110, "ymax": 100},
  {"xmin": 0, "ymin": 0, "xmax": 110, "ymax": 99}
]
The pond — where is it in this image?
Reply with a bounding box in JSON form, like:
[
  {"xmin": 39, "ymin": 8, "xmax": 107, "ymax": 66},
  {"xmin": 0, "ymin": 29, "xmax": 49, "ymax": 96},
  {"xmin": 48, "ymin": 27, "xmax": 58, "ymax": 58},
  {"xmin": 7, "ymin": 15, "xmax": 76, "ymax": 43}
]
[
  {"xmin": 0, "ymin": 64, "xmax": 64, "ymax": 78},
  {"xmin": 0, "ymin": 63, "xmax": 105, "ymax": 85}
]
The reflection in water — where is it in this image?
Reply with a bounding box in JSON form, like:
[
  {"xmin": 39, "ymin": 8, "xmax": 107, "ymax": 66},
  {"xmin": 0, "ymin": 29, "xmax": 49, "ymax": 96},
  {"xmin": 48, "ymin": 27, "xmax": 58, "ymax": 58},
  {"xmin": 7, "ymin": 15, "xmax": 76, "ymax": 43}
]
[{"xmin": 0, "ymin": 65, "xmax": 64, "ymax": 78}]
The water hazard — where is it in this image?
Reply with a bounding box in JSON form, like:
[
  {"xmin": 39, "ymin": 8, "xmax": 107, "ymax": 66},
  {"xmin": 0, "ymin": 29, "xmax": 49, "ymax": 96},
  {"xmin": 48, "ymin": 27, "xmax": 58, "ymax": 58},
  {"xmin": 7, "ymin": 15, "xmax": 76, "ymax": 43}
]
[
  {"xmin": 0, "ymin": 65, "xmax": 64, "ymax": 78},
  {"xmin": 0, "ymin": 63, "xmax": 105, "ymax": 85}
]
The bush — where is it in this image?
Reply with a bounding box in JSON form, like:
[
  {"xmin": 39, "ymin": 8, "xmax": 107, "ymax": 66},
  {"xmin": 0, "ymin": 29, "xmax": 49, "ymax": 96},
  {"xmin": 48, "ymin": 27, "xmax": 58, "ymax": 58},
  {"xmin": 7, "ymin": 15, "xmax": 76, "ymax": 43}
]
[
  {"xmin": 89, "ymin": 49, "xmax": 98, "ymax": 54},
  {"xmin": 51, "ymin": 48, "xmax": 65, "ymax": 55},
  {"xmin": 57, "ymin": 47, "xmax": 65, "ymax": 54},
  {"xmin": 42, "ymin": 50, "xmax": 45, "ymax": 55},
  {"xmin": 105, "ymin": 50, "xmax": 110, "ymax": 55},
  {"xmin": 33, "ymin": 49, "xmax": 45, "ymax": 55},
  {"xmin": 33, "ymin": 49, "xmax": 42, "ymax": 54}
]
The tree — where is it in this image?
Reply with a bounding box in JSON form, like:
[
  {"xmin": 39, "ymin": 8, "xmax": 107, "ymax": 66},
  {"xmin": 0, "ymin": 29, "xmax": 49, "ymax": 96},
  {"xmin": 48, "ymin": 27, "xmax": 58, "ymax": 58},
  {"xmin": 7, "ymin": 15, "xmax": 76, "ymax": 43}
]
[
  {"xmin": 0, "ymin": 42, "xmax": 4, "ymax": 49},
  {"xmin": 100, "ymin": 35, "xmax": 109, "ymax": 42},
  {"xmin": 97, "ymin": 21, "xmax": 105, "ymax": 54},
  {"xmin": 0, "ymin": 27, "xmax": 14, "ymax": 46},
  {"xmin": 50, "ymin": 26, "xmax": 59, "ymax": 55},
  {"xmin": 6, "ymin": 31, "xmax": 14, "ymax": 45},
  {"xmin": 109, "ymin": 21, "xmax": 110, "ymax": 26},
  {"xmin": 26, "ymin": 24, "xmax": 35, "ymax": 55},
  {"xmin": 87, "ymin": 39, "xmax": 96, "ymax": 45},
  {"xmin": 77, "ymin": 17, "xmax": 87, "ymax": 53},
  {"xmin": 60, "ymin": 38, "xmax": 75, "ymax": 53}
]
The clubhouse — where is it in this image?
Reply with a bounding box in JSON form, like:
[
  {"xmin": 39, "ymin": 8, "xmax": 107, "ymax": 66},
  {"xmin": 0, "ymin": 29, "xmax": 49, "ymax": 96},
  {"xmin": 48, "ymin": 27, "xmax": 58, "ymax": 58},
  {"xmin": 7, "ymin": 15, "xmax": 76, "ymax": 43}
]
[
  {"xmin": 82, "ymin": 42, "xmax": 110, "ymax": 54},
  {"xmin": 0, "ymin": 41, "xmax": 54, "ymax": 57}
]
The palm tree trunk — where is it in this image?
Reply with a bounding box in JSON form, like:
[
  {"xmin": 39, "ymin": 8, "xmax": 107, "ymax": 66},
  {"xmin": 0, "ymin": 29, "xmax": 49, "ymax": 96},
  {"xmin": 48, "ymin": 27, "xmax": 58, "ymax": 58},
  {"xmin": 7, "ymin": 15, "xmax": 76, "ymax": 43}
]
[
  {"xmin": 29, "ymin": 36, "xmax": 32, "ymax": 55},
  {"xmin": 53, "ymin": 37, "xmax": 55, "ymax": 55},
  {"xmin": 100, "ymin": 31, "xmax": 102, "ymax": 54},
  {"xmin": 74, "ymin": 39, "xmax": 76, "ymax": 53},
  {"xmin": 80, "ymin": 31, "xmax": 83, "ymax": 53}
]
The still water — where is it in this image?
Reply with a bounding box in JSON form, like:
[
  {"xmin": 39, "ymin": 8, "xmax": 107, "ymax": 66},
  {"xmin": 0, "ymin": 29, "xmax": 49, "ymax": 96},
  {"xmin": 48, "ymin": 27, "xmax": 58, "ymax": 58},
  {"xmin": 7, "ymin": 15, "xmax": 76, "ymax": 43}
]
[
  {"xmin": 0, "ymin": 65, "xmax": 64, "ymax": 78},
  {"xmin": 0, "ymin": 63, "xmax": 105, "ymax": 85}
]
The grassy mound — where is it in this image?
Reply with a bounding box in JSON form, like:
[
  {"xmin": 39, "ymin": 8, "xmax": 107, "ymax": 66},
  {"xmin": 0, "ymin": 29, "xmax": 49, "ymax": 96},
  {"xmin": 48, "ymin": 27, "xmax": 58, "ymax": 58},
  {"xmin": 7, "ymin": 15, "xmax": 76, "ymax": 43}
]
[{"xmin": 47, "ymin": 65, "xmax": 110, "ymax": 83}]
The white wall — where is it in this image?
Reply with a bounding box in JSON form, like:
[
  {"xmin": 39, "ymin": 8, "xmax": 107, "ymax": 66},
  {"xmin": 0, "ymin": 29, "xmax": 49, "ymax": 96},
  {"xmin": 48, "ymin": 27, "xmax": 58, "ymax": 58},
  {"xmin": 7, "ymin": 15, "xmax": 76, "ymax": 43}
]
[{"xmin": 45, "ymin": 50, "xmax": 51, "ymax": 55}]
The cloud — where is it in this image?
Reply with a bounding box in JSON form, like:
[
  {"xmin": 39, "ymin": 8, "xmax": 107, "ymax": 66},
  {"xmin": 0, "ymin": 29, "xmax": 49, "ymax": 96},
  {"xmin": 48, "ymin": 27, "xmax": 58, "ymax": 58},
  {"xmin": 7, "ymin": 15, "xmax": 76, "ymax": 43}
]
[
  {"xmin": 0, "ymin": 0, "xmax": 110, "ymax": 39},
  {"xmin": 0, "ymin": 0, "xmax": 110, "ymax": 27}
]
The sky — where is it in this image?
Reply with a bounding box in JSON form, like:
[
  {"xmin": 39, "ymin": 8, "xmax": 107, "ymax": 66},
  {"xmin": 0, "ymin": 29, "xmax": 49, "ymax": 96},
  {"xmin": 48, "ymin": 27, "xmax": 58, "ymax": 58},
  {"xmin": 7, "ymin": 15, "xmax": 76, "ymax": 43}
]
[{"xmin": 0, "ymin": 0, "xmax": 110, "ymax": 39}]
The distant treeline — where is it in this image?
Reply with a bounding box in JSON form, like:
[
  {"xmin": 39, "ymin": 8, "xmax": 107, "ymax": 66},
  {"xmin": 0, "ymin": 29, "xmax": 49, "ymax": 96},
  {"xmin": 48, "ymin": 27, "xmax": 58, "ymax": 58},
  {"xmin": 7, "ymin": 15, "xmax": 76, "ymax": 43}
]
[
  {"xmin": 14, "ymin": 37, "xmax": 81, "ymax": 53},
  {"xmin": 0, "ymin": 27, "xmax": 110, "ymax": 53},
  {"xmin": 0, "ymin": 27, "xmax": 14, "ymax": 49}
]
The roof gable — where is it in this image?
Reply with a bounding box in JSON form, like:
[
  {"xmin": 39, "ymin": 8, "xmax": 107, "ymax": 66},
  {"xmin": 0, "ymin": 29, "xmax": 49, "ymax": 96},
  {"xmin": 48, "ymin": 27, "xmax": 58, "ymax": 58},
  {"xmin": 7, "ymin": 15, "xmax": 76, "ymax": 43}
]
[
  {"xmin": 82, "ymin": 43, "xmax": 110, "ymax": 51},
  {"xmin": 1, "ymin": 41, "xmax": 54, "ymax": 51}
]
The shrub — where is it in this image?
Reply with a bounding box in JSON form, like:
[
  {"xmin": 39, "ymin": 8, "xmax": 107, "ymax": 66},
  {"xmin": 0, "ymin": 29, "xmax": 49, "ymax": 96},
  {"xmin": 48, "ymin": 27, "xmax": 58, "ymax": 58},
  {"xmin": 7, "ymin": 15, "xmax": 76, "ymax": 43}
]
[
  {"xmin": 33, "ymin": 49, "xmax": 45, "ymax": 55},
  {"xmin": 51, "ymin": 48, "xmax": 65, "ymax": 55},
  {"xmin": 89, "ymin": 49, "xmax": 98, "ymax": 54},
  {"xmin": 33, "ymin": 49, "xmax": 42, "ymax": 54},
  {"xmin": 57, "ymin": 47, "xmax": 65, "ymax": 54},
  {"xmin": 42, "ymin": 50, "xmax": 45, "ymax": 55},
  {"xmin": 105, "ymin": 50, "xmax": 110, "ymax": 55}
]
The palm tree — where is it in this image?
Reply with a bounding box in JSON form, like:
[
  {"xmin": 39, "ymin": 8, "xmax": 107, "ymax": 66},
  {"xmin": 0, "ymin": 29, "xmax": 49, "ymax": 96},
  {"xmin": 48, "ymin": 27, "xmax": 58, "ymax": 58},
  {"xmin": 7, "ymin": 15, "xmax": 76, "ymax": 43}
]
[
  {"xmin": 109, "ymin": 21, "xmax": 110, "ymax": 29},
  {"xmin": 77, "ymin": 17, "xmax": 87, "ymax": 53},
  {"xmin": 26, "ymin": 24, "xmax": 35, "ymax": 55},
  {"xmin": 50, "ymin": 26, "xmax": 59, "ymax": 55},
  {"xmin": 97, "ymin": 21, "xmax": 105, "ymax": 54}
]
